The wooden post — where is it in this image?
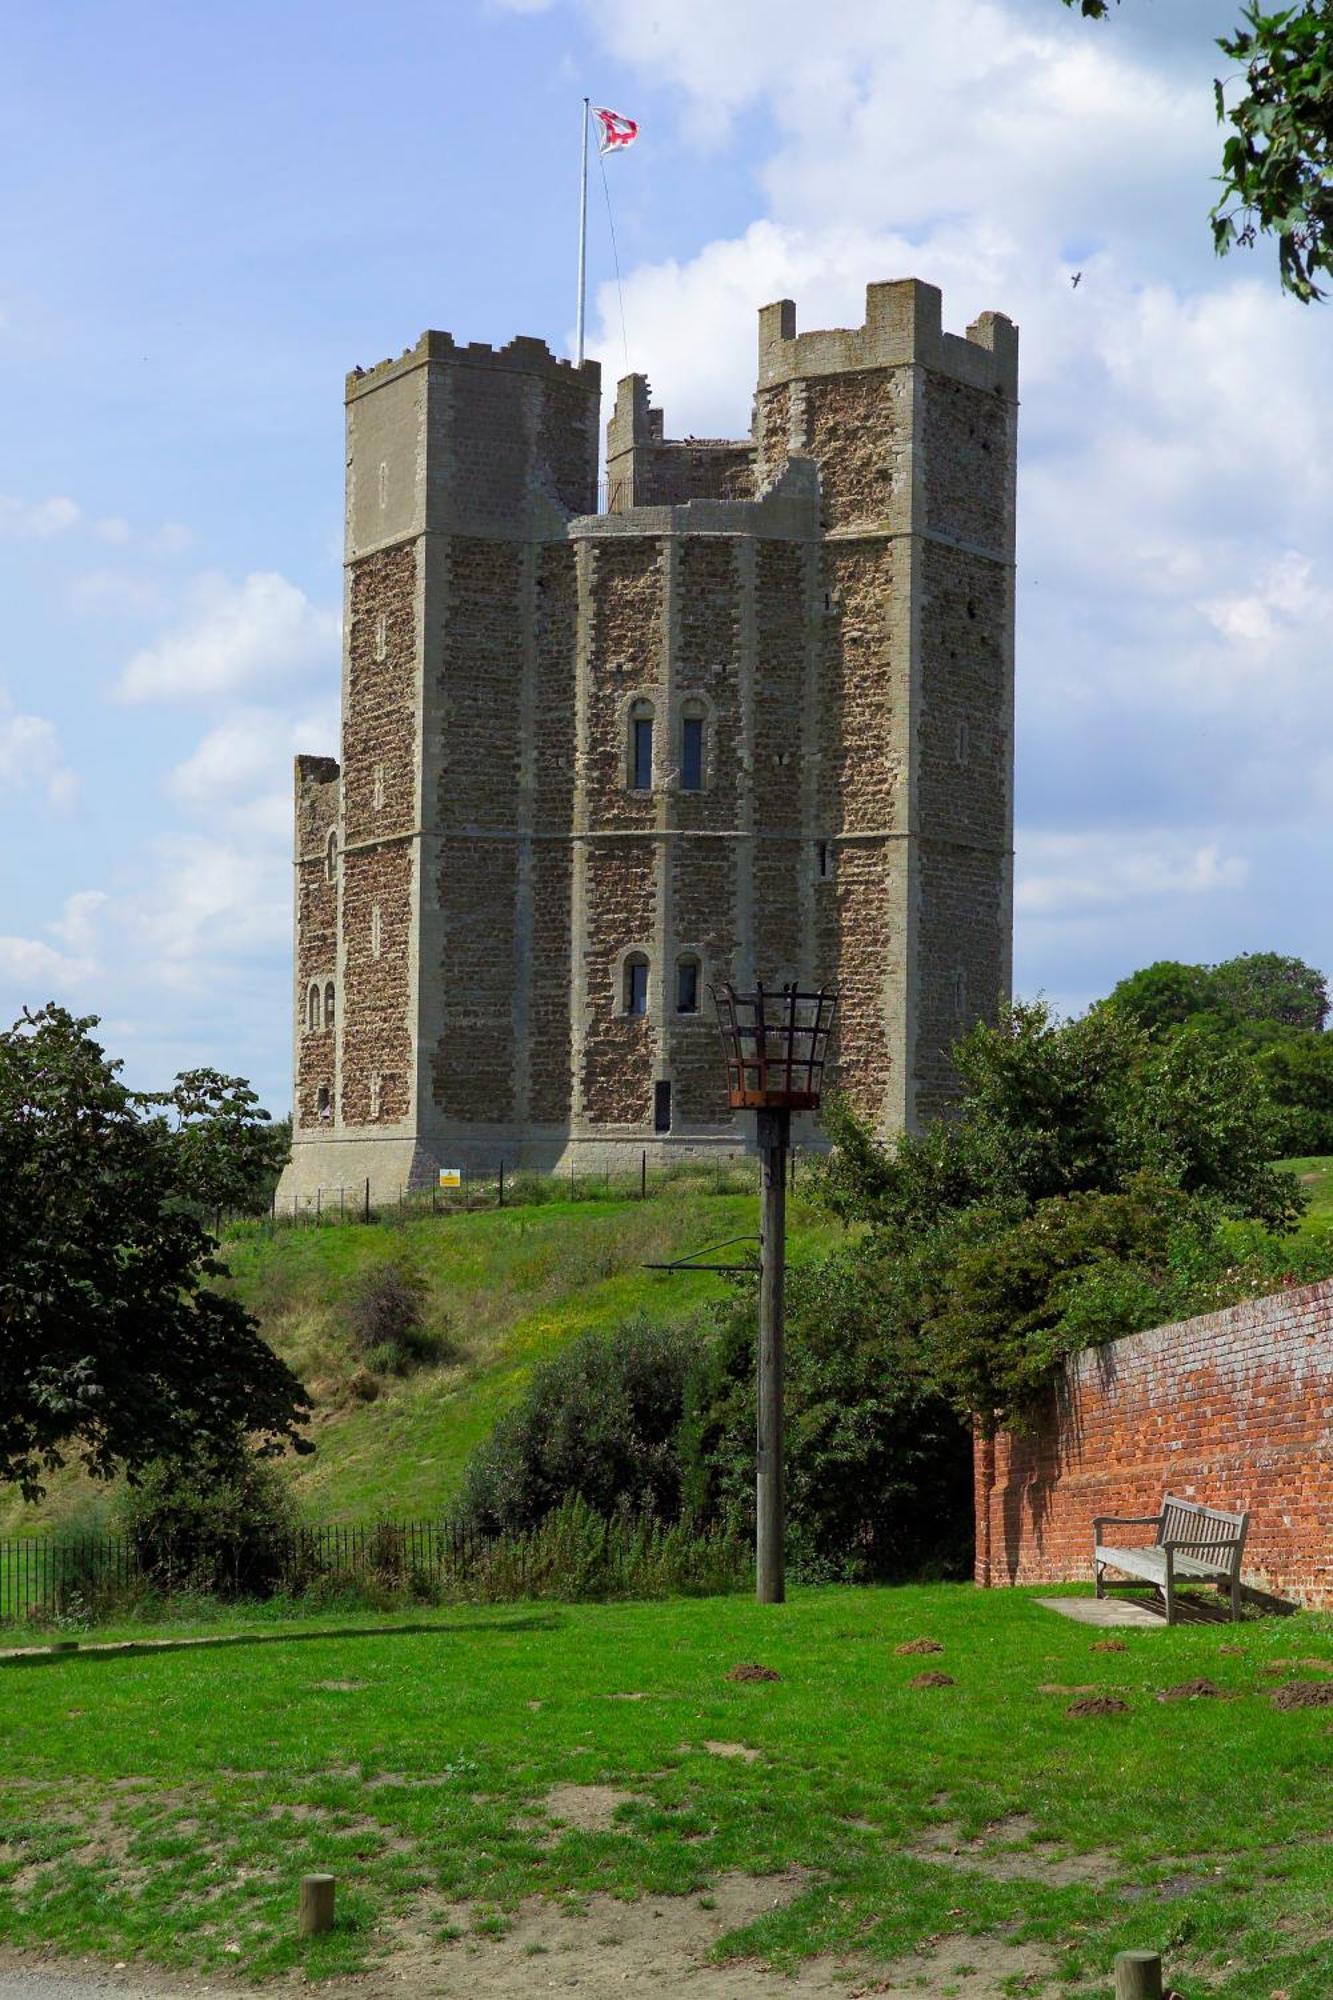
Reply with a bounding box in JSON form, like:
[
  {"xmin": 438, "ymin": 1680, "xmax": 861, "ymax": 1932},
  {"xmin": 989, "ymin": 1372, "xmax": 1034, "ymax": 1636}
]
[
  {"xmin": 641, "ymin": 1149, "xmax": 647, "ymax": 1200},
  {"xmin": 299, "ymin": 1873, "xmax": 336, "ymax": 1937},
  {"xmin": 363, "ymin": 1176, "xmax": 370, "ymax": 1223},
  {"xmin": 1114, "ymin": 1950, "xmax": 1163, "ymax": 2000},
  {"xmin": 755, "ymin": 1105, "xmax": 790, "ymax": 1605}
]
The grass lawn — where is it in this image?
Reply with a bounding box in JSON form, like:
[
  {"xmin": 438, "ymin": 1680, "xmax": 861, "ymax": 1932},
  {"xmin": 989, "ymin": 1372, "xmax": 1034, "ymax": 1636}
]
[
  {"xmin": 1278, "ymin": 1155, "xmax": 1333, "ymax": 1237},
  {"xmin": 2, "ymin": 1587, "xmax": 1332, "ymax": 1998}
]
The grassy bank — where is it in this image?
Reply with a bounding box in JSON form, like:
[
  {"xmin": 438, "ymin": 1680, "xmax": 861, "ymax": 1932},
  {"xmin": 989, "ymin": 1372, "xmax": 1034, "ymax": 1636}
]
[
  {"xmin": 1, "ymin": 1586, "xmax": 1330, "ymax": 1996},
  {"xmin": 2, "ymin": 1183, "xmax": 846, "ymax": 1534}
]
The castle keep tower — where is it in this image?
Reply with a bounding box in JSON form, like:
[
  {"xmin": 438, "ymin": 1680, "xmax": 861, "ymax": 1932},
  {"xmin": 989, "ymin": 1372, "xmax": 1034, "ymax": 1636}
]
[{"xmin": 282, "ymin": 279, "xmax": 1017, "ymax": 1204}]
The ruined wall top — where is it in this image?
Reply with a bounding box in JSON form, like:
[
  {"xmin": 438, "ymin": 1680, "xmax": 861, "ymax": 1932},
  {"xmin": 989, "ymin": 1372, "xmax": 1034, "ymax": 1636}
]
[
  {"xmin": 757, "ymin": 278, "xmax": 1017, "ymax": 398},
  {"xmin": 347, "ymin": 330, "xmax": 601, "ymax": 403}
]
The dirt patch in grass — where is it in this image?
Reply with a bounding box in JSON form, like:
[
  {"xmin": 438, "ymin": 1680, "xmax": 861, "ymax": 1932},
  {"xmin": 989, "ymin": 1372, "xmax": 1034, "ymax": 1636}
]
[
  {"xmin": 1036, "ymin": 1682, "xmax": 1101, "ymax": 1696},
  {"xmin": 701, "ymin": 1741, "xmax": 761, "ymax": 1763},
  {"xmin": 1066, "ymin": 1696, "xmax": 1130, "ymax": 1718},
  {"xmin": 1090, "ymin": 1639, "xmax": 1127, "ymax": 1654},
  {"xmin": 1157, "ymin": 1679, "xmax": 1222, "ymax": 1702},
  {"xmin": 727, "ymin": 1663, "xmax": 781, "ymax": 1683},
  {"xmin": 846, "ymin": 1931, "xmax": 1057, "ymax": 1997},
  {"xmin": 1272, "ymin": 1679, "xmax": 1333, "ymax": 1711},
  {"xmin": 910, "ymin": 1817, "xmax": 1112, "ymax": 1890},
  {"xmin": 543, "ymin": 1784, "xmax": 640, "ymax": 1833},
  {"xmin": 312, "ymin": 1679, "xmax": 367, "ymax": 1693},
  {"xmin": 908, "ymin": 1672, "xmax": 954, "ymax": 1689},
  {"xmin": 894, "ymin": 1637, "xmax": 943, "ymax": 1656}
]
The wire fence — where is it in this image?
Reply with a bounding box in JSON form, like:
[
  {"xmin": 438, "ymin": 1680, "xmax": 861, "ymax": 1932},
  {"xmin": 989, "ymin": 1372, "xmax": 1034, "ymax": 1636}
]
[
  {"xmin": 257, "ymin": 1149, "xmax": 805, "ymax": 1230},
  {"xmin": 0, "ymin": 1514, "xmax": 751, "ymax": 1626},
  {"xmin": 3, "ymin": 1520, "xmax": 496, "ymax": 1624}
]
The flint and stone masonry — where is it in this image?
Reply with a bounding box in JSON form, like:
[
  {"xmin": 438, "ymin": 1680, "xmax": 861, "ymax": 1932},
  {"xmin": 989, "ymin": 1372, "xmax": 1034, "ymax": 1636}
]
[{"xmin": 280, "ymin": 278, "xmax": 1018, "ymax": 1204}]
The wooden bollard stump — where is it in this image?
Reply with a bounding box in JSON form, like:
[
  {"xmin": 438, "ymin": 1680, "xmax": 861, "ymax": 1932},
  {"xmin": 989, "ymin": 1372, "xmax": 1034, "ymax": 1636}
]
[
  {"xmin": 1114, "ymin": 1949, "xmax": 1163, "ymax": 2000},
  {"xmin": 299, "ymin": 1873, "xmax": 335, "ymax": 1936}
]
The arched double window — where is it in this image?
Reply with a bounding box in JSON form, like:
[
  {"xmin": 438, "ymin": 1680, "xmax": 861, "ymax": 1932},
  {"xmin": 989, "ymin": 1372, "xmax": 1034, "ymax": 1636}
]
[
  {"xmin": 623, "ymin": 952, "xmax": 649, "ymax": 1017},
  {"xmin": 307, "ymin": 983, "xmax": 322, "ymax": 1031},
  {"xmin": 628, "ymin": 700, "xmax": 654, "ymax": 792}
]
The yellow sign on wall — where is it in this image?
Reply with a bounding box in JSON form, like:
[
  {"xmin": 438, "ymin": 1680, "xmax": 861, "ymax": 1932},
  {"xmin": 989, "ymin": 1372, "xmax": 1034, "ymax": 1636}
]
[{"xmin": 438, "ymin": 1168, "xmax": 463, "ymax": 1189}]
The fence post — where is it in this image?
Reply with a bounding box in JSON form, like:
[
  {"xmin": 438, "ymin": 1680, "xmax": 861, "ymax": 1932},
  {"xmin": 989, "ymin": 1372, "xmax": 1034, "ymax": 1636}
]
[
  {"xmin": 316, "ymin": 1189, "xmax": 321, "ymax": 1222},
  {"xmin": 641, "ymin": 1150, "xmax": 647, "ymax": 1200},
  {"xmin": 340, "ymin": 1187, "xmax": 346, "ymax": 1219},
  {"xmin": 364, "ymin": 1176, "xmax": 371, "ymax": 1224}
]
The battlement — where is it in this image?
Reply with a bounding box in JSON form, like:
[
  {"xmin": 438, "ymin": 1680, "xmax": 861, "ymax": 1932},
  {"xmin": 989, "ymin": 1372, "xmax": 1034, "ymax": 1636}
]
[
  {"xmin": 757, "ymin": 278, "xmax": 1017, "ymax": 398},
  {"xmin": 346, "ymin": 330, "xmax": 600, "ymax": 402},
  {"xmin": 605, "ymin": 371, "xmax": 754, "ymax": 510}
]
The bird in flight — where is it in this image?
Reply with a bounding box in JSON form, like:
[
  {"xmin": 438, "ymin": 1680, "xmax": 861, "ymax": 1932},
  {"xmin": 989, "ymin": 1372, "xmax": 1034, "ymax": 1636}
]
[{"xmin": 1071, "ymin": 271, "xmax": 1082, "ymax": 288}]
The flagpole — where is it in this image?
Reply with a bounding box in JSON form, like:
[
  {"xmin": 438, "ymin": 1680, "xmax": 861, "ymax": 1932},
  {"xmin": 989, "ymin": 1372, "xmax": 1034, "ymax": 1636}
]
[{"xmin": 575, "ymin": 97, "xmax": 590, "ymax": 367}]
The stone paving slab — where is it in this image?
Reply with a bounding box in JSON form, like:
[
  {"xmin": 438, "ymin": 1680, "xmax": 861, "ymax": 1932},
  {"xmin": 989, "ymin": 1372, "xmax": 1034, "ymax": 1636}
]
[{"xmin": 1036, "ymin": 1595, "xmax": 1167, "ymax": 1627}]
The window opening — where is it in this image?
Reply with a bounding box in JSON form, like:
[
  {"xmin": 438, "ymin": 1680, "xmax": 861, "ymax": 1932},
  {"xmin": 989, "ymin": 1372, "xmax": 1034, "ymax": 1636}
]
[
  {"xmin": 681, "ymin": 714, "xmax": 704, "ymax": 791},
  {"xmin": 816, "ymin": 840, "xmax": 831, "ymax": 880},
  {"xmin": 372, "ymin": 762, "xmax": 385, "ymax": 811},
  {"xmin": 324, "ymin": 981, "xmax": 336, "ymax": 1032},
  {"xmin": 654, "ymin": 1080, "xmax": 672, "ymax": 1133},
  {"xmin": 624, "ymin": 954, "xmax": 649, "ymax": 1017},
  {"xmin": 676, "ymin": 958, "xmax": 700, "ymax": 1014},
  {"xmin": 955, "ymin": 718, "xmax": 970, "ymax": 766},
  {"xmin": 325, "ymin": 830, "xmax": 338, "ymax": 883},
  {"xmin": 307, "ymin": 983, "xmax": 321, "ymax": 1031},
  {"xmin": 374, "ymin": 612, "xmax": 387, "ymax": 661},
  {"xmin": 316, "ymin": 1085, "xmax": 331, "ymax": 1122},
  {"xmin": 370, "ymin": 1072, "xmax": 381, "ymax": 1122},
  {"xmin": 632, "ymin": 715, "xmax": 653, "ymax": 790},
  {"xmin": 371, "ymin": 904, "xmax": 382, "ymax": 960}
]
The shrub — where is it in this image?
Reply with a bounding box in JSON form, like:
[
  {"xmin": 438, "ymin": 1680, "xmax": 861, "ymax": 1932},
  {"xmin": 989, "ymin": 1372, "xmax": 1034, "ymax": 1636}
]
[
  {"xmin": 119, "ymin": 1450, "xmax": 300, "ymax": 1599},
  {"xmin": 459, "ymin": 1316, "xmax": 705, "ymax": 1536},
  {"xmin": 343, "ymin": 1253, "xmax": 457, "ymax": 1373},
  {"xmin": 681, "ymin": 1255, "xmax": 974, "ymax": 1582}
]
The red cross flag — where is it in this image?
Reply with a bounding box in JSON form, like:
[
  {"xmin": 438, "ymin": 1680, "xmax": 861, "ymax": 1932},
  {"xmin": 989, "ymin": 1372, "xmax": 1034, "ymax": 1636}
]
[{"xmin": 593, "ymin": 106, "xmax": 638, "ymax": 155}]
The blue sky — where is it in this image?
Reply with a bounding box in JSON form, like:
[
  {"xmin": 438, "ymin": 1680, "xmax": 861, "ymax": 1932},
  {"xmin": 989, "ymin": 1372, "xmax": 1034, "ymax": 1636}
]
[{"xmin": 2, "ymin": 0, "xmax": 1329, "ymax": 1111}]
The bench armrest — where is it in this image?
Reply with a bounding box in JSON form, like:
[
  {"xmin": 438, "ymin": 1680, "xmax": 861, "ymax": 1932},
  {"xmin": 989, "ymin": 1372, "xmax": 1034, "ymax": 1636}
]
[{"xmin": 1093, "ymin": 1515, "xmax": 1162, "ymax": 1533}]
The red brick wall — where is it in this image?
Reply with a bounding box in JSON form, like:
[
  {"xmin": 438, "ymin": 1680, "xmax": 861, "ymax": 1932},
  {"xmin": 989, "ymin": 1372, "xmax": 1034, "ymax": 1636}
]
[{"xmin": 974, "ymin": 1280, "xmax": 1333, "ymax": 1609}]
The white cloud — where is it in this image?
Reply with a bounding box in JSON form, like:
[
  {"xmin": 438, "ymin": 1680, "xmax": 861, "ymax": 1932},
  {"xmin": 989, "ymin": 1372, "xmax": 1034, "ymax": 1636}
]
[
  {"xmin": 49, "ymin": 890, "xmax": 109, "ymax": 958},
  {"xmin": 0, "ymin": 494, "xmax": 80, "ymax": 538},
  {"xmin": 0, "ymin": 688, "xmax": 77, "ymax": 810},
  {"xmin": 1016, "ymin": 833, "xmax": 1248, "ymax": 921},
  {"xmin": 117, "ymin": 571, "xmax": 340, "ymax": 704},
  {"xmin": 0, "ymin": 935, "xmax": 95, "ymax": 994}
]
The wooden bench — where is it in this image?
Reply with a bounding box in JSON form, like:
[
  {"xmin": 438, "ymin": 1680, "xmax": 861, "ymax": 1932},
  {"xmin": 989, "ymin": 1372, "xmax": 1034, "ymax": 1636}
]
[{"xmin": 1094, "ymin": 1495, "xmax": 1249, "ymax": 1624}]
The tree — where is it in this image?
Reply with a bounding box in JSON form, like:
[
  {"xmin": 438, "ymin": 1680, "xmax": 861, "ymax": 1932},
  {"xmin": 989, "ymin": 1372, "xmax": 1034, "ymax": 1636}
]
[
  {"xmin": 164, "ymin": 1069, "xmax": 290, "ymax": 1216},
  {"xmin": 0, "ymin": 1007, "xmax": 312, "ymax": 1500},
  {"xmin": 1210, "ymin": 950, "xmax": 1330, "ymax": 1030},
  {"xmin": 1063, "ymin": 1, "xmax": 1333, "ymax": 301},
  {"xmin": 1106, "ymin": 959, "xmax": 1227, "ymax": 1038}
]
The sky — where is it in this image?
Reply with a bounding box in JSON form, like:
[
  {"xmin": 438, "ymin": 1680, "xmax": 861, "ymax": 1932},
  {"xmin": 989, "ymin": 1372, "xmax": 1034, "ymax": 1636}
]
[{"xmin": 2, "ymin": 0, "xmax": 1329, "ymax": 1112}]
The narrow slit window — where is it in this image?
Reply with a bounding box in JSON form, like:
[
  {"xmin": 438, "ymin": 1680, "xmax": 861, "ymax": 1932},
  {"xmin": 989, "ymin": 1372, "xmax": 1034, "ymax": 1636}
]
[
  {"xmin": 955, "ymin": 718, "xmax": 970, "ymax": 766},
  {"xmin": 324, "ymin": 981, "xmax": 336, "ymax": 1032},
  {"xmin": 681, "ymin": 714, "xmax": 704, "ymax": 791},
  {"xmin": 816, "ymin": 840, "xmax": 832, "ymax": 880},
  {"xmin": 371, "ymin": 904, "xmax": 382, "ymax": 960},
  {"xmin": 632, "ymin": 715, "xmax": 653, "ymax": 791},
  {"xmin": 370, "ymin": 1072, "xmax": 381, "ymax": 1122},
  {"xmin": 372, "ymin": 762, "xmax": 385, "ymax": 811},
  {"xmin": 316, "ymin": 1084, "xmax": 331, "ymax": 1122},
  {"xmin": 654, "ymin": 1080, "xmax": 672, "ymax": 1133},
  {"xmin": 307, "ymin": 983, "xmax": 321, "ymax": 1031},
  {"xmin": 374, "ymin": 612, "xmax": 387, "ymax": 661},
  {"xmin": 325, "ymin": 830, "xmax": 338, "ymax": 883},
  {"xmin": 624, "ymin": 954, "xmax": 649, "ymax": 1016},
  {"xmin": 676, "ymin": 958, "xmax": 700, "ymax": 1014}
]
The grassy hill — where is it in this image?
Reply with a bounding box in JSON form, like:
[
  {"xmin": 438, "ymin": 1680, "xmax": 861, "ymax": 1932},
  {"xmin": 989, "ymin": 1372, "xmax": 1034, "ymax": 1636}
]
[{"xmin": 2, "ymin": 1177, "xmax": 848, "ymax": 1535}]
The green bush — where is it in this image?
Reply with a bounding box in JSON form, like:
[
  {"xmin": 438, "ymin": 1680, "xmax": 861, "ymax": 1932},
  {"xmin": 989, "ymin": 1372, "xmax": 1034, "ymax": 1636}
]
[
  {"xmin": 119, "ymin": 1450, "xmax": 301, "ymax": 1599},
  {"xmin": 459, "ymin": 1316, "xmax": 705, "ymax": 1536},
  {"xmin": 681, "ymin": 1256, "xmax": 974, "ymax": 1582},
  {"xmin": 343, "ymin": 1252, "xmax": 457, "ymax": 1373}
]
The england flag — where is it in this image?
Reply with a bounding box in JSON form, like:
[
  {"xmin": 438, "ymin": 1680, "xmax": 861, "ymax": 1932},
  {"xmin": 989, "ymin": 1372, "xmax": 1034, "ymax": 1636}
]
[{"xmin": 593, "ymin": 106, "xmax": 638, "ymax": 155}]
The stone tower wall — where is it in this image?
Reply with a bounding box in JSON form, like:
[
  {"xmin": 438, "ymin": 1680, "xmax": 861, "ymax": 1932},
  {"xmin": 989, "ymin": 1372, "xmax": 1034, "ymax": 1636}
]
[{"xmin": 281, "ymin": 279, "xmax": 1016, "ymax": 1204}]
